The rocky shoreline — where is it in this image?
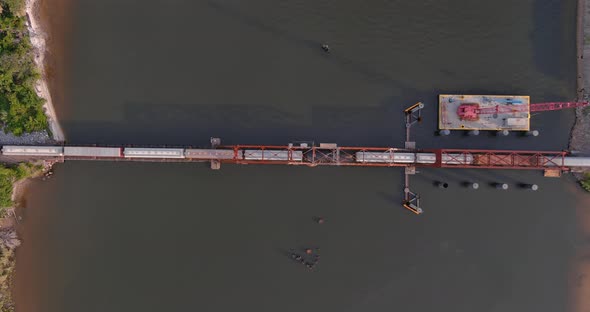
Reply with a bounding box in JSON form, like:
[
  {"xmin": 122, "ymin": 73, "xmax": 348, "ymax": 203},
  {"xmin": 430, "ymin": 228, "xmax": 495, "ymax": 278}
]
[
  {"xmin": 0, "ymin": 130, "xmax": 56, "ymax": 146},
  {"xmin": 0, "ymin": 2, "xmax": 65, "ymax": 309},
  {"xmin": 570, "ymin": 0, "xmax": 590, "ymax": 176}
]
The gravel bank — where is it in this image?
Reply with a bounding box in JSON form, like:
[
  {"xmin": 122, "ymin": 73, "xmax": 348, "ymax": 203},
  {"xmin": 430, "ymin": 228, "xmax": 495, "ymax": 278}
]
[{"xmin": 0, "ymin": 130, "xmax": 56, "ymax": 146}]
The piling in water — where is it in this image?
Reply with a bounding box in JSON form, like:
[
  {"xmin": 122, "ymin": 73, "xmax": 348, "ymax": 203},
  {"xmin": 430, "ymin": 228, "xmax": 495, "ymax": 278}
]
[
  {"xmin": 467, "ymin": 130, "xmax": 480, "ymax": 136},
  {"xmin": 439, "ymin": 129, "xmax": 451, "ymax": 136},
  {"xmin": 521, "ymin": 183, "xmax": 539, "ymax": 191},
  {"xmin": 464, "ymin": 182, "xmax": 479, "ymax": 189},
  {"xmin": 494, "ymin": 183, "xmax": 509, "ymax": 190},
  {"xmin": 496, "ymin": 130, "xmax": 510, "ymax": 136},
  {"xmin": 525, "ymin": 130, "xmax": 539, "ymax": 137},
  {"xmin": 436, "ymin": 181, "xmax": 449, "ymax": 189}
]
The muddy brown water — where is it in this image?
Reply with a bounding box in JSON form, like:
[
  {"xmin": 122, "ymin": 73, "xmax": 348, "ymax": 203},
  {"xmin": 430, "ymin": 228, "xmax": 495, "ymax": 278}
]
[{"xmin": 15, "ymin": 0, "xmax": 585, "ymax": 311}]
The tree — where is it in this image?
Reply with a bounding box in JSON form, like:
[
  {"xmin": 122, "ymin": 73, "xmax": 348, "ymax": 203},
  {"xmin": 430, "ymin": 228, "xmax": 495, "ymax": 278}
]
[
  {"xmin": 0, "ymin": 0, "xmax": 25, "ymax": 17},
  {"xmin": 0, "ymin": 3, "xmax": 48, "ymax": 135}
]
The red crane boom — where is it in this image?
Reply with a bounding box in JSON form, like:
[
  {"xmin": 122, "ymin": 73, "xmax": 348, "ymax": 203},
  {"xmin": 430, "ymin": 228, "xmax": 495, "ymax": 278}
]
[
  {"xmin": 457, "ymin": 101, "xmax": 588, "ymax": 120},
  {"xmin": 529, "ymin": 101, "xmax": 589, "ymax": 112}
]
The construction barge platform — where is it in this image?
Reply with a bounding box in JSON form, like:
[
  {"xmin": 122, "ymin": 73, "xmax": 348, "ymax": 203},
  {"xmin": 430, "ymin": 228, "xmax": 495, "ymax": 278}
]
[{"xmin": 439, "ymin": 94, "xmax": 531, "ymax": 131}]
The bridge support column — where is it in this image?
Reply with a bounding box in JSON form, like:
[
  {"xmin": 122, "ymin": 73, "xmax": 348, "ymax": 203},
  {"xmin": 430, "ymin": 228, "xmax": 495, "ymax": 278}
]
[
  {"xmin": 496, "ymin": 130, "xmax": 510, "ymax": 136},
  {"xmin": 211, "ymin": 137, "xmax": 221, "ymax": 148},
  {"xmin": 403, "ymin": 166, "xmax": 423, "ymax": 215},
  {"xmin": 211, "ymin": 137, "xmax": 222, "ymax": 169},
  {"xmin": 435, "ymin": 181, "xmax": 449, "ymax": 189},
  {"xmin": 520, "ymin": 183, "xmax": 539, "ymax": 191},
  {"xmin": 463, "ymin": 182, "xmax": 479, "ymax": 189},
  {"xmin": 494, "ymin": 183, "xmax": 509, "ymax": 190}
]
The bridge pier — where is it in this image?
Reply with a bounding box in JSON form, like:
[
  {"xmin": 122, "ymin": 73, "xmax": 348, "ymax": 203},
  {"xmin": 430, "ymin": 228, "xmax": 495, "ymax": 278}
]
[{"xmin": 211, "ymin": 137, "xmax": 221, "ymax": 170}]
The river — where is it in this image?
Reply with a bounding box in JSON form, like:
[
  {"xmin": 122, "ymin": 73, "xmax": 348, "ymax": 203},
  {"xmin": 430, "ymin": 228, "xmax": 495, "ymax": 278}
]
[{"xmin": 14, "ymin": 0, "xmax": 584, "ymax": 311}]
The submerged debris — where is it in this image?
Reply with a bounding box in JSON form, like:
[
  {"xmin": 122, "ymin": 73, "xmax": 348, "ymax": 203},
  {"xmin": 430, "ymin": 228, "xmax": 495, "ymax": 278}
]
[{"xmin": 0, "ymin": 229, "xmax": 20, "ymax": 250}]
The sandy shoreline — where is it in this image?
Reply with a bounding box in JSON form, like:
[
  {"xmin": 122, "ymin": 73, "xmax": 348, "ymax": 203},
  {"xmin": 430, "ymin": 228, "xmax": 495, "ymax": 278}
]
[
  {"xmin": 24, "ymin": 0, "xmax": 65, "ymax": 143},
  {"xmin": 3, "ymin": 160, "xmax": 53, "ymax": 225},
  {"xmin": 0, "ymin": 161, "xmax": 53, "ymax": 311}
]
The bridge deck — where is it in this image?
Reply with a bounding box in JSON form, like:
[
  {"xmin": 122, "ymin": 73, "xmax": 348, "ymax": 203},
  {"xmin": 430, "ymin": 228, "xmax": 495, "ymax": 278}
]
[{"xmin": 1, "ymin": 144, "xmax": 587, "ymax": 171}]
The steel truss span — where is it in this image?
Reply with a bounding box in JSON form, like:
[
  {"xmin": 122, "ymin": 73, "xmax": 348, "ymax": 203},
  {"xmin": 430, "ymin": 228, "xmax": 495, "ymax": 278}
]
[
  {"xmin": 2, "ymin": 144, "xmax": 587, "ymax": 171},
  {"xmin": 426, "ymin": 149, "xmax": 569, "ymax": 170},
  {"xmin": 217, "ymin": 145, "xmax": 576, "ymax": 171}
]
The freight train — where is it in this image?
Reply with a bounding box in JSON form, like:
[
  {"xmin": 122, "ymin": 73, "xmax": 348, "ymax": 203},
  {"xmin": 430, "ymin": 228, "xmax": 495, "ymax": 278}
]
[
  {"xmin": 0, "ymin": 145, "xmax": 473, "ymax": 165},
  {"xmin": 3, "ymin": 145, "xmax": 587, "ymax": 167}
]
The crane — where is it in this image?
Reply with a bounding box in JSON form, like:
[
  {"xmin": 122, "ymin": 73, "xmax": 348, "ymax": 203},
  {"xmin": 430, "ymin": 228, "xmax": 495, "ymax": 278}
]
[{"xmin": 457, "ymin": 101, "xmax": 589, "ymax": 121}]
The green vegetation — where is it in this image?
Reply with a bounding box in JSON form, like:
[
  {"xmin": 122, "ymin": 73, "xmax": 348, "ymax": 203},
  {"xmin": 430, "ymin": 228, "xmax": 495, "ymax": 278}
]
[
  {"xmin": 0, "ymin": 0, "xmax": 48, "ymax": 135},
  {"xmin": 0, "ymin": 161, "xmax": 40, "ymax": 312},
  {"xmin": 581, "ymin": 172, "xmax": 590, "ymax": 192},
  {"xmin": 0, "ymin": 162, "xmax": 42, "ymax": 210},
  {"xmin": 0, "ymin": 4, "xmax": 46, "ymax": 303},
  {"xmin": 0, "ymin": 0, "xmax": 24, "ymax": 15}
]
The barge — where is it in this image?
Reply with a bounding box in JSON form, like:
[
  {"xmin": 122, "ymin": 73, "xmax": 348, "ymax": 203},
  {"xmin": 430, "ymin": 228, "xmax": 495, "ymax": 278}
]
[{"xmin": 439, "ymin": 94, "xmax": 530, "ymax": 131}]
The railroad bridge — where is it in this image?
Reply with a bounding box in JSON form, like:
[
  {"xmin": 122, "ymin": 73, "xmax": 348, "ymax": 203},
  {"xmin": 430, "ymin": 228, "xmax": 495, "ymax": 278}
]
[
  {"xmin": 1, "ymin": 143, "xmax": 586, "ymax": 171},
  {"xmin": 3, "ymin": 101, "xmax": 589, "ymax": 214}
]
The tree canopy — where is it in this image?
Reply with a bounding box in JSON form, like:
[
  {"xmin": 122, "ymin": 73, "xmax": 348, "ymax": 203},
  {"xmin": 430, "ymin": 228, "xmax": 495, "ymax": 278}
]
[{"xmin": 0, "ymin": 1, "xmax": 48, "ymax": 135}]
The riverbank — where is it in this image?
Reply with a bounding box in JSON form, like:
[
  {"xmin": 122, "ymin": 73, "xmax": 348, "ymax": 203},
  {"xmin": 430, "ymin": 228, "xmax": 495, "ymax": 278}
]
[
  {"xmin": 24, "ymin": 0, "xmax": 65, "ymax": 142},
  {"xmin": 0, "ymin": 161, "xmax": 49, "ymax": 312},
  {"xmin": 569, "ymin": 1, "xmax": 590, "ymax": 311},
  {"xmin": 571, "ymin": 0, "xmax": 590, "ymax": 177}
]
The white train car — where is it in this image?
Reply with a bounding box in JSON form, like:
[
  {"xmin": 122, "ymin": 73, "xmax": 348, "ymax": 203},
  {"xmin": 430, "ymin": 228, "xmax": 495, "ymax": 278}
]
[
  {"xmin": 354, "ymin": 151, "xmax": 474, "ymax": 165},
  {"xmin": 2, "ymin": 145, "xmax": 63, "ymax": 156},
  {"xmin": 416, "ymin": 153, "xmax": 437, "ymax": 164},
  {"xmin": 355, "ymin": 151, "xmax": 394, "ymax": 163},
  {"xmin": 355, "ymin": 151, "xmax": 414, "ymax": 163},
  {"xmin": 64, "ymin": 146, "xmax": 122, "ymax": 157},
  {"xmin": 185, "ymin": 149, "xmax": 235, "ymax": 160},
  {"xmin": 123, "ymin": 148, "xmax": 185, "ymax": 159},
  {"xmin": 563, "ymin": 157, "xmax": 590, "ymax": 167},
  {"xmin": 393, "ymin": 153, "xmax": 416, "ymax": 163},
  {"xmin": 243, "ymin": 149, "xmax": 303, "ymax": 161},
  {"xmin": 441, "ymin": 153, "xmax": 474, "ymax": 165}
]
